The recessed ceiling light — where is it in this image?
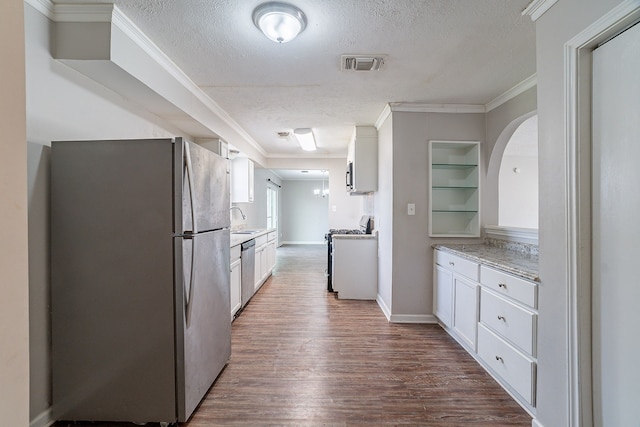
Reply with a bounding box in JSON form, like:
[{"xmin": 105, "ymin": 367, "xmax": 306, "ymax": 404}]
[{"xmin": 252, "ymin": 2, "xmax": 307, "ymax": 44}]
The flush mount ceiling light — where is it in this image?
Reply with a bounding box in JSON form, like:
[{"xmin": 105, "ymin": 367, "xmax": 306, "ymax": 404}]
[
  {"xmin": 293, "ymin": 128, "xmax": 316, "ymax": 151},
  {"xmin": 252, "ymin": 2, "xmax": 307, "ymax": 43}
]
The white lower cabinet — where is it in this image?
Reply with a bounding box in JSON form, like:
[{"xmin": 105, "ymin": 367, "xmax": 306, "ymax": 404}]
[
  {"xmin": 230, "ymin": 245, "xmax": 242, "ymax": 319},
  {"xmin": 452, "ymin": 275, "xmax": 479, "ymax": 351},
  {"xmin": 433, "ymin": 248, "xmax": 538, "ymax": 414},
  {"xmin": 433, "ymin": 264, "xmax": 453, "ymax": 328}
]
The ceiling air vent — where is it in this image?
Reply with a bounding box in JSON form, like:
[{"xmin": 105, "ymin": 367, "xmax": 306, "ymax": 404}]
[{"xmin": 341, "ymin": 55, "xmax": 385, "ymax": 71}]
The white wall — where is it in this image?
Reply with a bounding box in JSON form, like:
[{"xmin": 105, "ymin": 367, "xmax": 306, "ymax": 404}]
[
  {"xmin": 24, "ymin": 4, "xmax": 181, "ymax": 423},
  {"xmin": 0, "ymin": 1, "xmax": 30, "ymax": 426},
  {"xmin": 280, "ymin": 180, "xmax": 329, "ymax": 243},
  {"xmin": 534, "ymin": 1, "xmax": 629, "ymax": 426},
  {"xmin": 375, "ymin": 114, "xmax": 393, "ymax": 313},
  {"xmin": 267, "ymin": 157, "xmax": 363, "ymax": 229},
  {"xmin": 498, "ymin": 115, "xmax": 538, "ymax": 229}
]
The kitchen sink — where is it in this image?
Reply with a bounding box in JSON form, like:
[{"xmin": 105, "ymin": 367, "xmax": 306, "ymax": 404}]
[{"xmin": 232, "ymin": 230, "xmax": 261, "ymax": 234}]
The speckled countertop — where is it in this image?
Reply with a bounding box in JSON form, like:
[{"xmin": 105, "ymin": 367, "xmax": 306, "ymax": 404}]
[
  {"xmin": 432, "ymin": 241, "xmax": 539, "ymax": 282},
  {"xmin": 230, "ymin": 228, "xmax": 275, "ymax": 247}
]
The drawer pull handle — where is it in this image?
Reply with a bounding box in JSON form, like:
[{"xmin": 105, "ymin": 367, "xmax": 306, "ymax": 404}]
[
  {"xmin": 497, "ymin": 315, "xmax": 506, "ymax": 321},
  {"xmin": 495, "ymin": 356, "xmax": 504, "ymax": 363},
  {"xmin": 498, "ymin": 282, "xmax": 507, "ymax": 288}
]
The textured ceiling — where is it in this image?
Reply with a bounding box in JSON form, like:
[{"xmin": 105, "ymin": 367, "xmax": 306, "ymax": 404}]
[{"xmin": 52, "ymin": 0, "xmax": 536, "ymax": 157}]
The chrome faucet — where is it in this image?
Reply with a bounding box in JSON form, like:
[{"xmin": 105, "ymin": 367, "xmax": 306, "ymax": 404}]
[{"xmin": 230, "ymin": 206, "xmax": 247, "ymax": 220}]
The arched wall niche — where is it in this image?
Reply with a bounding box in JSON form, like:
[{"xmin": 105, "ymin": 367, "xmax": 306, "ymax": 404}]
[{"xmin": 486, "ymin": 110, "xmax": 538, "ymax": 241}]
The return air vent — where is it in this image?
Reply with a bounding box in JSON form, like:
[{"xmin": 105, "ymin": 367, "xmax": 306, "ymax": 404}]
[{"xmin": 341, "ymin": 55, "xmax": 385, "ymax": 71}]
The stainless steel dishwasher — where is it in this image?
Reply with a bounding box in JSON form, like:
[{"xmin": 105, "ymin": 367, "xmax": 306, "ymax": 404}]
[{"xmin": 240, "ymin": 239, "xmax": 255, "ymax": 309}]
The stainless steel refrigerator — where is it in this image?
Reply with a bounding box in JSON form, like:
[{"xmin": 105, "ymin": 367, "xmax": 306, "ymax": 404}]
[{"xmin": 51, "ymin": 138, "xmax": 231, "ymax": 424}]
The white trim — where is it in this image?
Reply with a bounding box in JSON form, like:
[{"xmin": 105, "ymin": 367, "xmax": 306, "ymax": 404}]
[
  {"xmin": 24, "ymin": 0, "xmax": 54, "ymax": 19},
  {"xmin": 531, "ymin": 418, "xmax": 544, "ymax": 427},
  {"xmin": 30, "ymin": 408, "xmax": 54, "ymax": 427},
  {"xmin": 388, "ymin": 314, "xmax": 438, "ymax": 324},
  {"xmin": 265, "ymin": 153, "xmax": 345, "ymax": 159},
  {"xmin": 376, "ymin": 294, "xmax": 391, "ymax": 321},
  {"xmin": 484, "ymin": 226, "xmax": 538, "ymax": 245},
  {"xmin": 522, "ymin": 0, "xmax": 559, "ymax": 21},
  {"xmin": 279, "ymin": 241, "xmax": 325, "ymax": 245},
  {"xmin": 485, "ymin": 74, "xmax": 537, "ymax": 112},
  {"xmin": 389, "ymin": 103, "xmax": 486, "ymax": 114},
  {"xmin": 53, "ymin": 3, "xmax": 113, "ymax": 22},
  {"xmin": 375, "ymin": 104, "xmax": 392, "ymax": 130},
  {"xmin": 564, "ymin": 3, "xmax": 640, "ymax": 427}
]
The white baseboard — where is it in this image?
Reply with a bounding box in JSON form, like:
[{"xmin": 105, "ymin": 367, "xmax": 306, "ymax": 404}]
[
  {"xmin": 375, "ymin": 296, "xmax": 439, "ymax": 324},
  {"xmin": 389, "ymin": 313, "xmax": 438, "ymax": 324},
  {"xmin": 31, "ymin": 408, "xmax": 54, "ymax": 427},
  {"xmin": 376, "ymin": 294, "xmax": 391, "ymax": 320},
  {"xmin": 531, "ymin": 418, "xmax": 544, "ymax": 427},
  {"xmin": 280, "ymin": 241, "xmax": 325, "ymax": 245}
]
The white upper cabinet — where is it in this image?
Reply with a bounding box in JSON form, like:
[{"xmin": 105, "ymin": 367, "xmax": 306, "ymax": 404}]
[
  {"xmin": 429, "ymin": 141, "xmax": 480, "ymax": 237},
  {"xmin": 346, "ymin": 126, "xmax": 377, "ymax": 194},
  {"xmin": 231, "ymin": 157, "xmax": 254, "ymax": 203}
]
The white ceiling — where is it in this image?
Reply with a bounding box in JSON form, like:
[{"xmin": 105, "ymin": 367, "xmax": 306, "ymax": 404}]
[{"xmin": 52, "ymin": 0, "xmax": 536, "ymax": 158}]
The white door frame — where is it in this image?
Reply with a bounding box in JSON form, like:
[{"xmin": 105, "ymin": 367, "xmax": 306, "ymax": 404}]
[{"xmin": 564, "ymin": 2, "xmax": 640, "ymax": 426}]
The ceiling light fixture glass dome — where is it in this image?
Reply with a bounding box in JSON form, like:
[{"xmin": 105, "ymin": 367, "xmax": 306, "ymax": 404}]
[{"xmin": 252, "ymin": 2, "xmax": 307, "ymax": 43}]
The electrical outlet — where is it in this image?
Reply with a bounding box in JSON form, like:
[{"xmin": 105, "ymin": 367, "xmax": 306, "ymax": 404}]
[{"xmin": 408, "ymin": 203, "xmax": 415, "ymax": 216}]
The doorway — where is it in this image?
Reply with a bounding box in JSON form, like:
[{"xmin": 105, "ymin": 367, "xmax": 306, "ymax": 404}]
[{"xmin": 591, "ymin": 21, "xmax": 640, "ymax": 426}]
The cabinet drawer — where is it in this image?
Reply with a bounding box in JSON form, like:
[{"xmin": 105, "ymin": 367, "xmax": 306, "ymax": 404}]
[
  {"xmin": 480, "ymin": 266, "xmax": 537, "ymax": 308},
  {"xmin": 480, "ymin": 289, "xmax": 536, "ymax": 356},
  {"xmin": 477, "ymin": 324, "xmax": 536, "ymax": 406},
  {"xmin": 435, "ymin": 250, "xmax": 479, "ymax": 281},
  {"xmin": 267, "ymin": 231, "xmax": 277, "ymax": 242},
  {"xmin": 255, "ymin": 234, "xmax": 268, "ymax": 247}
]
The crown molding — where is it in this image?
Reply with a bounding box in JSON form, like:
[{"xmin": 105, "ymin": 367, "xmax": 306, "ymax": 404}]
[
  {"xmin": 485, "ymin": 74, "xmax": 537, "ymax": 112},
  {"xmin": 522, "ymin": 0, "xmax": 559, "ymax": 21},
  {"xmin": 24, "ymin": 0, "xmax": 54, "ymax": 18},
  {"xmin": 53, "ymin": 3, "xmax": 114, "ymax": 22},
  {"xmin": 375, "ymin": 104, "xmax": 392, "ymax": 129},
  {"xmin": 389, "ymin": 103, "xmax": 486, "ymax": 113}
]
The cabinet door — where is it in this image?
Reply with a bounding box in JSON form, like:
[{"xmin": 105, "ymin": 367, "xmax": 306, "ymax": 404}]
[
  {"xmin": 254, "ymin": 247, "xmax": 264, "ymax": 290},
  {"xmin": 453, "ymin": 275, "xmax": 479, "ymax": 351},
  {"xmin": 267, "ymin": 241, "xmax": 276, "ymax": 272},
  {"xmin": 434, "ymin": 264, "xmax": 453, "ymax": 328},
  {"xmin": 230, "ymin": 259, "xmax": 241, "ymax": 319}
]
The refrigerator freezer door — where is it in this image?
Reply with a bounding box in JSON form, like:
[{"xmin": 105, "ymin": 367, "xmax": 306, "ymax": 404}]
[
  {"xmin": 179, "ymin": 139, "xmax": 230, "ymax": 233},
  {"xmin": 175, "ymin": 229, "xmax": 231, "ymax": 421}
]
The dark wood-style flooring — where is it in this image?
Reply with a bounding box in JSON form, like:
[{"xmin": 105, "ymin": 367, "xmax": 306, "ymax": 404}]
[{"xmin": 54, "ymin": 244, "xmax": 532, "ymax": 426}]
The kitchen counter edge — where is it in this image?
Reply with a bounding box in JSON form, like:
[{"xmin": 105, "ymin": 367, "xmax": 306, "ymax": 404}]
[
  {"xmin": 432, "ymin": 243, "xmax": 539, "ymax": 282},
  {"xmin": 230, "ymin": 228, "xmax": 276, "ymax": 247}
]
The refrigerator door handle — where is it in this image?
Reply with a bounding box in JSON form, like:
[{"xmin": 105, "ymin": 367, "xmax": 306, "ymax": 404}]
[
  {"xmin": 184, "ymin": 234, "xmax": 197, "ymax": 327},
  {"xmin": 184, "ymin": 143, "xmax": 198, "ymax": 233}
]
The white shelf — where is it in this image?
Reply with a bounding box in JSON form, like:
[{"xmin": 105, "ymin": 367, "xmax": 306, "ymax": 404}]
[{"xmin": 429, "ymin": 141, "xmax": 480, "ymax": 237}]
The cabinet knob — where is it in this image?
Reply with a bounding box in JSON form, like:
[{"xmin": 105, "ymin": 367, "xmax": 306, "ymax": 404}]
[
  {"xmin": 495, "ymin": 356, "xmax": 504, "ymax": 363},
  {"xmin": 449, "ymin": 261, "xmax": 455, "ymax": 266},
  {"xmin": 498, "ymin": 282, "xmax": 507, "ymax": 288},
  {"xmin": 497, "ymin": 315, "xmax": 506, "ymax": 321}
]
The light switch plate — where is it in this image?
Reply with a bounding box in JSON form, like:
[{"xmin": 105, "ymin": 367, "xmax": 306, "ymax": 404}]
[{"xmin": 408, "ymin": 203, "xmax": 415, "ymax": 215}]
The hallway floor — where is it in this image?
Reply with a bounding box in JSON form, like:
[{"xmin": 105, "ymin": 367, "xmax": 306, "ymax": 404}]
[{"xmin": 54, "ymin": 244, "xmax": 531, "ymax": 426}]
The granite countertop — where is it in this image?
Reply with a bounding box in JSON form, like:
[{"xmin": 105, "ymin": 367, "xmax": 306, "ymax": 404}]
[
  {"xmin": 432, "ymin": 242, "xmax": 539, "ymax": 282},
  {"xmin": 331, "ymin": 232, "xmax": 378, "ymax": 240},
  {"xmin": 230, "ymin": 228, "xmax": 275, "ymax": 247}
]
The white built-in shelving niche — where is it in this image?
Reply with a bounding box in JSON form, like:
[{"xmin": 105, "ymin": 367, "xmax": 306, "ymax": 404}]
[{"xmin": 429, "ymin": 141, "xmax": 480, "ymax": 237}]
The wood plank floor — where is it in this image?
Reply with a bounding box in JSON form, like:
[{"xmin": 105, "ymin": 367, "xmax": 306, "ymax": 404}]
[
  {"xmin": 186, "ymin": 244, "xmax": 531, "ymax": 426},
  {"xmin": 54, "ymin": 244, "xmax": 532, "ymax": 427}
]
